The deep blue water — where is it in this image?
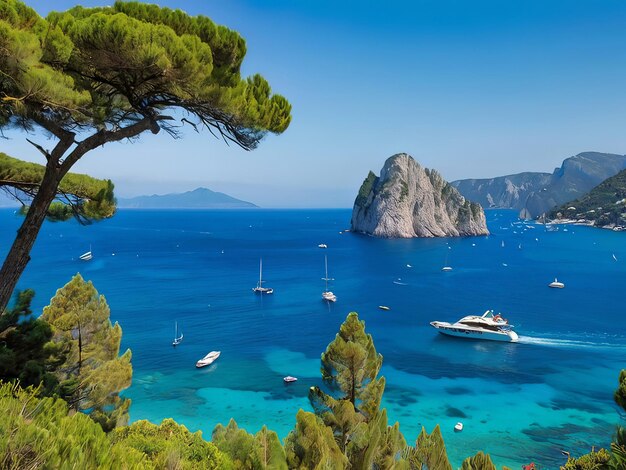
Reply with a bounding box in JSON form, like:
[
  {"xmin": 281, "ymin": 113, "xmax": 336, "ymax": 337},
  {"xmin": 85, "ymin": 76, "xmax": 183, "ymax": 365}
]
[{"xmin": 1, "ymin": 208, "xmax": 625, "ymax": 468}]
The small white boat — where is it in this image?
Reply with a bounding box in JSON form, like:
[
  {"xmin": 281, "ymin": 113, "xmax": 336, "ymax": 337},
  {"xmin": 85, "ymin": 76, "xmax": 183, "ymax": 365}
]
[
  {"xmin": 441, "ymin": 266, "xmax": 453, "ymax": 272},
  {"xmin": 318, "ymin": 243, "xmax": 327, "ymax": 249},
  {"xmin": 322, "ymin": 255, "xmax": 336, "ymax": 302},
  {"xmin": 548, "ymin": 278, "xmax": 565, "ymax": 289},
  {"xmin": 430, "ymin": 310, "xmax": 518, "ymax": 342},
  {"xmin": 172, "ymin": 321, "xmax": 183, "ymax": 347},
  {"xmin": 378, "ymin": 305, "xmax": 390, "ymax": 311},
  {"xmin": 79, "ymin": 245, "xmax": 93, "ymax": 261},
  {"xmin": 252, "ymin": 258, "xmax": 273, "ymax": 294},
  {"xmin": 454, "ymin": 422, "xmax": 463, "ymax": 432},
  {"xmin": 196, "ymin": 351, "xmax": 220, "ymax": 368},
  {"xmin": 283, "ymin": 376, "xmax": 298, "ymax": 383}
]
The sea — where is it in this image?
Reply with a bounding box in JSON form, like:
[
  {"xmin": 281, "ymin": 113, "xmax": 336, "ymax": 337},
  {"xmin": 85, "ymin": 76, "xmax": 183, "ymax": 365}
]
[{"xmin": 1, "ymin": 208, "xmax": 625, "ymax": 469}]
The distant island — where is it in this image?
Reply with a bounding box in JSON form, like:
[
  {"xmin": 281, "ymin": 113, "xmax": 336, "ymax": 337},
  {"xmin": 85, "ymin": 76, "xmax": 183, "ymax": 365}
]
[
  {"xmin": 452, "ymin": 152, "xmax": 626, "ymax": 219},
  {"xmin": 351, "ymin": 153, "xmax": 488, "ymax": 238},
  {"xmin": 117, "ymin": 187, "xmax": 258, "ymax": 209},
  {"xmin": 548, "ymin": 168, "xmax": 626, "ymax": 230}
]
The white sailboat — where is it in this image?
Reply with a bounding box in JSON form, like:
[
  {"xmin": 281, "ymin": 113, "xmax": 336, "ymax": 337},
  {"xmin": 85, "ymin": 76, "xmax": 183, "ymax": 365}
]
[
  {"xmin": 322, "ymin": 255, "xmax": 336, "ymax": 302},
  {"xmin": 172, "ymin": 321, "xmax": 183, "ymax": 346},
  {"xmin": 79, "ymin": 244, "xmax": 93, "ymax": 261},
  {"xmin": 252, "ymin": 258, "xmax": 273, "ymax": 294}
]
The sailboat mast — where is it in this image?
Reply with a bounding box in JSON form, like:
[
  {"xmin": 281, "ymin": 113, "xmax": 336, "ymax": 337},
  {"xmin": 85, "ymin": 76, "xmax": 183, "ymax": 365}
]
[
  {"xmin": 259, "ymin": 258, "xmax": 263, "ymax": 285},
  {"xmin": 325, "ymin": 255, "xmax": 328, "ymax": 291}
]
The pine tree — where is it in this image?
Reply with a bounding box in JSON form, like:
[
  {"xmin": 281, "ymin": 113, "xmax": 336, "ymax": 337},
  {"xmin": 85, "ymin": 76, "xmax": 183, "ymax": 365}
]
[
  {"xmin": 0, "ymin": 382, "xmax": 148, "ymax": 469},
  {"xmin": 42, "ymin": 273, "xmax": 132, "ymax": 430},
  {"xmin": 284, "ymin": 410, "xmax": 349, "ymax": 469},
  {"xmin": 112, "ymin": 418, "xmax": 224, "ymax": 469},
  {"xmin": 308, "ymin": 312, "xmax": 411, "ymax": 468},
  {"xmin": 0, "ymin": 0, "xmax": 292, "ymax": 312},
  {"xmin": 317, "ymin": 312, "xmax": 384, "ymax": 418},
  {"xmin": 253, "ymin": 426, "xmax": 288, "ymax": 470},
  {"xmin": 212, "ymin": 420, "xmax": 288, "ymax": 470},
  {"xmin": 405, "ymin": 425, "xmax": 453, "ymax": 470},
  {"xmin": 0, "ymin": 289, "xmax": 57, "ymax": 390},
  {"xmin": 461, "ymin": 451, "xmax": 497, "ymax": 470}
]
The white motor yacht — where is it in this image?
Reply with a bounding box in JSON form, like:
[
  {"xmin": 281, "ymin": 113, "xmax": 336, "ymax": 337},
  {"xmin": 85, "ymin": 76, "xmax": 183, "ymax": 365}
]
[
  {"xmin": 196, "ymin": 351, "xmax": 221, "ymax": 368},
  {"xmin": 430, "ymin": 310, "xmax": 518, "ymax": 342},
  {"xmin": 283, "ymin": 376, "xmax": 298, "ymax": 383},
  {"xmin": 548, "ymin": 278, "xmax": 565, "ymax": 288}
]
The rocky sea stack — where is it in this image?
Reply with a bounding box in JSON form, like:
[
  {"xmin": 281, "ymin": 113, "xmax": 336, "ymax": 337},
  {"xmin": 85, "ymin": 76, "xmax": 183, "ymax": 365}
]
[{"xmin": 351, "ymin": 154, "xmax": 489, "ymax": 238}]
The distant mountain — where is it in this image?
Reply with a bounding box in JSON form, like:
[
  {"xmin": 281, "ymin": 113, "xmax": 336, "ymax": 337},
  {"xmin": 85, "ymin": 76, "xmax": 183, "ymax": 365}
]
[
  {"xmin": 549, "ymin": 168, "xmax": 626, "ymax": 229},
  {"xmin": 451, "ymin": 152, "xmax": 626, "ymax": 218},
  {"xmin": 117, "ymin": 188, "xmax": 257, "ymax": 209}
]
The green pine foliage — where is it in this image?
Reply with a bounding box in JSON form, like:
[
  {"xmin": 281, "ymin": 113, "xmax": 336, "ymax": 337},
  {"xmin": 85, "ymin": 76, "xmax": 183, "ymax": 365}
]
[
  {"xmin": 284, "ymin": 410, "xmax": 349, "ymax": 469},
  {"xmin": 0, "ymin": 152, "xmax": 116, "ymax": 220},
  {"xmin": 0, "ymin": 289, "xmax": 59, "ymax": 392},
  {"xmin": 560, "ymin": 449, "xmax": 612, "ymax": 469},
  {"xmin": 42, "ymin": 273, "xmax": 133, "ymax": 431},
  {"xmin": 212, "ymin": 419, "xmax": 287, "ymax": 469},
  {"xmin": 112, "ymin": 418, "xmax": 224, "ymax": 469},
  {"xmin": 461, "ymin": 451, "xmax": 497, "ymax": 470},
  {"xmin": 253, "ymin": 426, "xmax": 288, "ymax": 470},
  {"xmin": 0, "ymin": 382, "xmax": 148, "ymax": 469},
  {"xmin": 318, "ymin": 312, "xmax": 384, "ymax": 417},
  {"xmin": 409, "ymin": 424, "xmax": 453, "ymax": 470},
  {"xmin": 0, "ymin": 0, "xmax": 291, "ymax": 140},
  {"xmin": 308, "ymin": 312, "xmax": 412, "ymax": 468}
]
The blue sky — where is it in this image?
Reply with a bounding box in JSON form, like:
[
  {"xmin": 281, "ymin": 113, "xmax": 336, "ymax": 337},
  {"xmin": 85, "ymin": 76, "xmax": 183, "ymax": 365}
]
[{"xmin": 6, "ymin": 0, "xmax": 626, "ymax": 207}]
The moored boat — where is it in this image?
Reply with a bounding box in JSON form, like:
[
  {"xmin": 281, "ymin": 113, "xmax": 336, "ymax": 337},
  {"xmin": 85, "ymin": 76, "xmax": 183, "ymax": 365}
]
[
  {"xmin": 252, "ymin": 258, "xmax": 273, "ymax": 294},
  {"xmin": 322, "ymin": 255, "xmax": 336, "ymax": 302},
  {"xmin": 430, "ymin": 310, "xmax": 518, "ymax": 342},
  {"xmin": 283, "ymin": 376, "xmax": 298, "ymax": 383},
  {"xmin": 196, "ymin": 351, "xmax": 220, "ymax": 368},
  {"xmin": 172, "ymin": 321, "xmax": 183, "ymax": 347},
  {"xmin": 548, "ymin": 278, "xmax": 565, "ymax": 288},
  {"xmin": 454, "ymin": 422, "xmax": 463, "ymax": 432},
  {"xmin": 79, "ymin": 245, "xmax": 93, "ymax": 261}
]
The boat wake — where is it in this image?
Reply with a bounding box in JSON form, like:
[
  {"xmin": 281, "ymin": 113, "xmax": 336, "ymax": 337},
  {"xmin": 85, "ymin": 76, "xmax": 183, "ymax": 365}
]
[{"xmin": 517, "ymin": 335, "xmax": 625, "ymax": 350}]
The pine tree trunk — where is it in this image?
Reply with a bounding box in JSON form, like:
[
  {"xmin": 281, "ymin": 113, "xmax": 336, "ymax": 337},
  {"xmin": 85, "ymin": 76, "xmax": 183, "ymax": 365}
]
[{"xmin": 0, "ymin": 165, "xmax": 60, "ymax": 311}]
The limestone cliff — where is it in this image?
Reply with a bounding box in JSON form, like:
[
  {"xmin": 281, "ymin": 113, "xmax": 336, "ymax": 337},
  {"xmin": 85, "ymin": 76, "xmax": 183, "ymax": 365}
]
[
  {"xmin": 452, "ymin": 152, "xmax": 626, "ymax": 218},
  {"xmin": 351, "ymin": 154, "xmax": 489, "ymax": 238}
]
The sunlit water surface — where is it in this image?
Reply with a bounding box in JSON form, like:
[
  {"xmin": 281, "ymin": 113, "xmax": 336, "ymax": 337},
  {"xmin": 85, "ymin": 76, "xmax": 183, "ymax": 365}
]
[{"xmin": 2, "ymin": 208, "xmax": 624, "ymax": 468}]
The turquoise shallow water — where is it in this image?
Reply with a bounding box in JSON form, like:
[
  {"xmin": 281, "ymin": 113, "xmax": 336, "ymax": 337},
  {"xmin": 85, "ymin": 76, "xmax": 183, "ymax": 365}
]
[{"xmin": 1, "ymin": 208, "xmax": 625, "ymax": 468}]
